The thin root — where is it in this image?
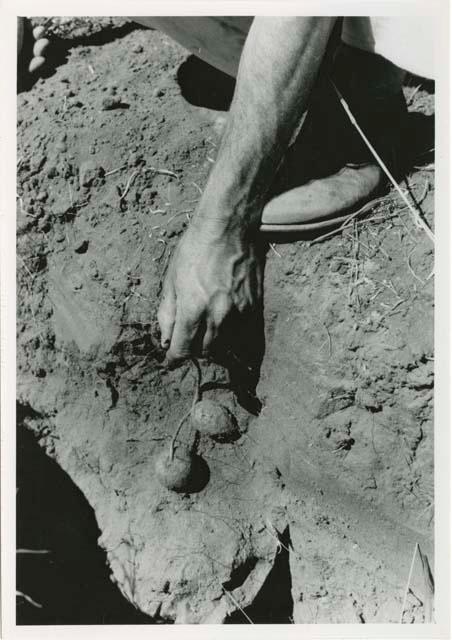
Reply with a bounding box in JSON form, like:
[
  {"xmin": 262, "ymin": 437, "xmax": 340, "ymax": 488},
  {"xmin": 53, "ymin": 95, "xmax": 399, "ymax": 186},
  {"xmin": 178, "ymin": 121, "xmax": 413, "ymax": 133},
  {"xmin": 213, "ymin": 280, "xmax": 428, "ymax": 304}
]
[
  {"xmin": 169, "ymin": 359, "xmax": 202, "ymax": 460},
  {"xmin": 118, "ymin": 170, "xmax": 139, "ymax": 202}
]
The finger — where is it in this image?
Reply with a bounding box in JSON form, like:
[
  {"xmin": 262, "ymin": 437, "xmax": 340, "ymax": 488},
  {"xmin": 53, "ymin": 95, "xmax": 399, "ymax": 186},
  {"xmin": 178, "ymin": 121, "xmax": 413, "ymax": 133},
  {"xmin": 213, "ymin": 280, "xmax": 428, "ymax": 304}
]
[
  {"xmin": 157, "ymin": 282, "xmax": 176, "ymax": 349},
  {"xmin": 166, "ymin": 309, "xmax": 202, "ymax": 365},
  {"xmin": 202, "ymin": 320, "xmax": 218, "ymax": 356},
  {"xmin": 211, "ymin": 292, "xmax": 231, "ymax": 326}
]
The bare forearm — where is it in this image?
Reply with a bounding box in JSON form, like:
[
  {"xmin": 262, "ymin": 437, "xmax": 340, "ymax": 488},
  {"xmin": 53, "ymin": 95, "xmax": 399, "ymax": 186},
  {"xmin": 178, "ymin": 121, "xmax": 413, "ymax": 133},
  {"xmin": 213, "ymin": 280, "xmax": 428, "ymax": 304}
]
[{"xmin": 194, "ymin": 16, "xmax": 336, "ymax": 237}]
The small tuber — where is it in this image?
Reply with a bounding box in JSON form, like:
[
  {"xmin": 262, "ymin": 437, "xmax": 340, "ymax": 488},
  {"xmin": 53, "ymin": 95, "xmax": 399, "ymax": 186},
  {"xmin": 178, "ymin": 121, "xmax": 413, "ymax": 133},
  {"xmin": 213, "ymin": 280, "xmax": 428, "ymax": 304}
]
[
  {"xmin": 155, "ymin": 445, "xmax": 196, "ymax": 492},
  {"xmin": 155, "ymin": 444, "xmax": 210, "ymax": 493},
  {"xmin": 191, "ymin": 399, "xmax": 239, "ymax": 442}
]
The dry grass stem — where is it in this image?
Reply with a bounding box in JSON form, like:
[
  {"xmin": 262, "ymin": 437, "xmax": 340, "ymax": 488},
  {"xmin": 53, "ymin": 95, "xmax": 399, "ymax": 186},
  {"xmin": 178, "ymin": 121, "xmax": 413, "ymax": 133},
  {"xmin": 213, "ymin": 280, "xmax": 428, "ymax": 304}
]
[
  {"xmin": 399, "ymin": 542, "xmax": 419, "ymax": 623},
  {"xmin": 105, "ymin": 164, "xmax": 127, "ymax": 177},
  {"xmin": 222, "ymin": 586, "xmax": 254, "ymax": 624},
  {"xmin": 310, "ymin": 195, "xmax": 390, "ymax": 245},
  {"xmin": 331, "ymin": 81, "xmax": 434, "ymax": 243},
  {"xmin": 406, "ymin": 84, "xmax": 422, "ymax": 106},
  {"xmin": 169, "ymin": 359, "xmax": 202, "ymax": 459},
  {"xmin": 269, "ymin": 243, "xmax": 282, "ymax": 257},
  {"xmin": 16, "ymin": 590, "xmax": 43, "ymax": 608},
  {"xmin": 119, "ymin": 170, "xmax": 139, "ymax": 202},
  {"xmin": 407, "ymin": 247, "xmax": 426, "ymax": 285},
  {"xmin": 146, "ymin": 167, "xmax": 178, "ymax": 179}
]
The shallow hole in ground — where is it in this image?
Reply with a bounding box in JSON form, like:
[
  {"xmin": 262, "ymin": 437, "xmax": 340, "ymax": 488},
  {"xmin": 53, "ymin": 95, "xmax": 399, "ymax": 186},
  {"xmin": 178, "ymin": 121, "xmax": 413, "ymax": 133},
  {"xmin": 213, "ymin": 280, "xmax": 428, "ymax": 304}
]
[{"xmin": 224, "ymin": 526, "xmax": 294, "ymax": 624}]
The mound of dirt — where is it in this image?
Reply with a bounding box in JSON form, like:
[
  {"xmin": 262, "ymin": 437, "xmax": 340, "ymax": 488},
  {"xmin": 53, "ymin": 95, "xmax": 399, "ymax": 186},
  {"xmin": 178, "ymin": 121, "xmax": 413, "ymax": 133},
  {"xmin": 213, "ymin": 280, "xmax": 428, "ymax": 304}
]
[{"xmin": 17, "ymin": 19, "xmax": 435, "ymax": 623}]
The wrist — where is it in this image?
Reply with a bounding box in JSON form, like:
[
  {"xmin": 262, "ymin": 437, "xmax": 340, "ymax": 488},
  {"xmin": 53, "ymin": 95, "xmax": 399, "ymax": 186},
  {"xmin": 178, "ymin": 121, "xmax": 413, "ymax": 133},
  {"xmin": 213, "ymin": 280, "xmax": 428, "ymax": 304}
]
[
  {"xmin": 192, "ymin": 183, "xmax": 262, "ymax": 242},
  {"xmin": 190, "ymin": 202, "xmax": 261, "ymax": 243}
]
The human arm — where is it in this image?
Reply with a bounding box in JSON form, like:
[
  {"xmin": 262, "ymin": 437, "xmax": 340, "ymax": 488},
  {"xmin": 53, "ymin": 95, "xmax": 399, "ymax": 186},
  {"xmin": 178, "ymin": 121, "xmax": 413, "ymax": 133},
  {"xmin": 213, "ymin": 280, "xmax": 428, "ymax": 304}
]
[{"xmin": 158, "ymin": 16, "xmax": 336, "ymax": 363}]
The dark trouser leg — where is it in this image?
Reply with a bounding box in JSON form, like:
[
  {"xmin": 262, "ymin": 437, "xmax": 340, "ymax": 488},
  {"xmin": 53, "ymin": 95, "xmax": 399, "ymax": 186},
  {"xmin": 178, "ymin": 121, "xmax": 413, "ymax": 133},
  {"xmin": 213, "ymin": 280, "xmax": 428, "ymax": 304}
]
[{"xmin": 262, "ymin": 44, "xmax": 408, "ymax": 226}]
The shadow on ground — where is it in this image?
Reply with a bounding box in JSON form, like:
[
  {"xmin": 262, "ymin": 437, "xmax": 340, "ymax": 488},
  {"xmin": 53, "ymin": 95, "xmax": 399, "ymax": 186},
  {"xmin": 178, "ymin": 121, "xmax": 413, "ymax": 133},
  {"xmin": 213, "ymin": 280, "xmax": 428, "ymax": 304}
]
[{"xmin": 16, "ymin": 405, "xmax": 156, "ymax": 625}]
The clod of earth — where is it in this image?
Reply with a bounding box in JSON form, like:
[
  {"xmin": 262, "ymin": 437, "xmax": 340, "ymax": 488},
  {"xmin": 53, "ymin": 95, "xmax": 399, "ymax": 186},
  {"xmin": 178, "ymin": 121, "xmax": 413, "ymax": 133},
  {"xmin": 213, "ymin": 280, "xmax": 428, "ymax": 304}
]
[
  {"xmin": 191, "ymin": 399, "xmax": 239, "ymax": 443},
  {"xmin": 79, "ymin": 160, "xmax": 105, "ymax": 188},
  {"xmin": 101, "ymin": 95, "xmax": 123, "ymax": 111}
]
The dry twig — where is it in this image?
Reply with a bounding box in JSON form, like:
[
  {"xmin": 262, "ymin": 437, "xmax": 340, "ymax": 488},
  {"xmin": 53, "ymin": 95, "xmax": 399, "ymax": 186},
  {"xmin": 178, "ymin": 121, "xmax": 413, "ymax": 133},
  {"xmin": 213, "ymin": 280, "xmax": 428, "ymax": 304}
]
[{"xmin": 169, "ymin": 359, "xmax": 202, "ymax": 460}]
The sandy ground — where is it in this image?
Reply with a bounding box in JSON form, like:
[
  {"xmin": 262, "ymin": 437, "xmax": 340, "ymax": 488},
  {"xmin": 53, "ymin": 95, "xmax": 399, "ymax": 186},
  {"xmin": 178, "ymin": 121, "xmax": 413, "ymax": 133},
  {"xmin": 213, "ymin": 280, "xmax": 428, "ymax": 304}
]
[{"xmin": 17, "ymin": 18, "xmax": 435, "ymax": 624}]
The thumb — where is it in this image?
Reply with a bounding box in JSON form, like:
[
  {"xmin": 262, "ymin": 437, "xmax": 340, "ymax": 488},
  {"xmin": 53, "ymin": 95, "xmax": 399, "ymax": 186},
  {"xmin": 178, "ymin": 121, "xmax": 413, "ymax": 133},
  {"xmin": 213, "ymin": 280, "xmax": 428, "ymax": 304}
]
[{"xmin": 157, "ymin": 281, "xmax": 176, "ymax": 349}]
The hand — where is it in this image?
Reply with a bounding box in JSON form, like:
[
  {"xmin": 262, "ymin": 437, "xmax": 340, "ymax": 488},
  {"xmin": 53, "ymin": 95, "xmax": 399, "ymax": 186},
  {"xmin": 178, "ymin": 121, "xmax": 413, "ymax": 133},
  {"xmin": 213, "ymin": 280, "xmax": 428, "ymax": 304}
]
[{"xmin": 157, "ymin": 221, "xmax": 262, "ymax": 365}]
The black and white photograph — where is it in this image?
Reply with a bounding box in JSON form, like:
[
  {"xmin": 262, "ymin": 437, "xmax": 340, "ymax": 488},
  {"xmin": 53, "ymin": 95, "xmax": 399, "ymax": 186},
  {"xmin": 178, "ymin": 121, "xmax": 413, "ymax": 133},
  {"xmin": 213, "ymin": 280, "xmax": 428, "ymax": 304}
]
[{"xmin": 1, "ymin": 3, "xmax": 450, "ymax": 637}]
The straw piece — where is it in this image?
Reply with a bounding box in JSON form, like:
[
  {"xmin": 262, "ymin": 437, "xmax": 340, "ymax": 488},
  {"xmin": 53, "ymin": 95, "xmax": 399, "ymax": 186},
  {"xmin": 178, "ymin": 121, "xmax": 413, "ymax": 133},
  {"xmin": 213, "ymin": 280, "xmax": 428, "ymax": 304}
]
[
  {"xmin": 418, "ymin": 546, "xmax": 435, "ymax": 622},
  {"xmin": 400, "ymin": 542, "xmax": 419, "ymax": 623},
  {"xmin": 222, "ymin": 586, "xmax": 254, "ymax": 624},
  {"xmin": 330, "ymin": 81, "xmax": 434, "ymax": 244}
]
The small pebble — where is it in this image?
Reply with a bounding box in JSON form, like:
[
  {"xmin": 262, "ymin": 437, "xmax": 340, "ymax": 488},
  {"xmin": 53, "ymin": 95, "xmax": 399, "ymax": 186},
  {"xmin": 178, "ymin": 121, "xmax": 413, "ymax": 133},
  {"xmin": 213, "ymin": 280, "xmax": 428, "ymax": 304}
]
[
  {"xmin": 72, "ymin": 277, "xmax": 83, "ymax": 290},
  {"xmin": 30, "ymin": 155, "xmax": 46, "ymax": 173},
  {"xmin": 36, "ymin": 191, "xmax": 48, "ymax": 202},
  {"xmin": 127, "ymin": 152, "xmax": 144, "ymax": 168},
  {"xmin": 38, "ymin": 215, "xmax": 51, "ymax": 233},
  {"xmin": 101, "ymin": 95, "xmax": 122, "ymax": 111},
  {"xmin": 363, "ymin": 476, "xmax": 377, "ymax": 490},
  {"xmin": 355, "ymin": 388, "xmax": 381, "ymax": 411},
  {"xmin": 167, "ymin": 220, "xmax": 186, "ymax": 238},
  {"xmin": 127, "ymin": 275, "xmax": 140, "ymax": 287}
]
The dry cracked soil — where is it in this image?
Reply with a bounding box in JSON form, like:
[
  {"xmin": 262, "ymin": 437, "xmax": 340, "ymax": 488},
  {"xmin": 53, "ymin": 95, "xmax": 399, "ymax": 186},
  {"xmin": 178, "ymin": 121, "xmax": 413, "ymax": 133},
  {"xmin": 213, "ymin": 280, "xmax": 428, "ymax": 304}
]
[{"xmin": 16, "ymin": 17, "xmax": 435, "ymax": 625}]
